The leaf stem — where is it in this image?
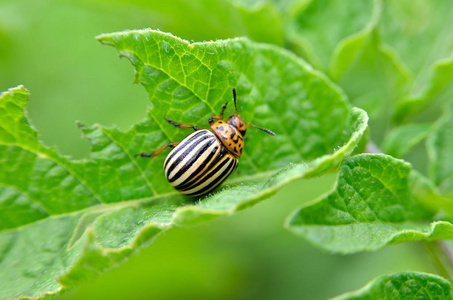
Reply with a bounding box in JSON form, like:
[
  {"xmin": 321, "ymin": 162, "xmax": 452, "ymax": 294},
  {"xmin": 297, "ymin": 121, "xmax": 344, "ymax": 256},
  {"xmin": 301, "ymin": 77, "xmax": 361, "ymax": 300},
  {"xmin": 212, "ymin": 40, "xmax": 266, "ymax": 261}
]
[
  {"xmin": 439, "ymin": 241, "xmax": 453, "ymax": 266},
  {"xmin": 424, "ymin": 241, "xmax": 453, "ymax": 282}
]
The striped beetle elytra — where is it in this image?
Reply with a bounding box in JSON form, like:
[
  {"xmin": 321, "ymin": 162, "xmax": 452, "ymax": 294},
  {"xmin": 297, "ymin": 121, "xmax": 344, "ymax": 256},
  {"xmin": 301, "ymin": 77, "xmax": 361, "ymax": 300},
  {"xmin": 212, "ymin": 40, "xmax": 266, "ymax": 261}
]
[{"xmin": 136, "ymin": 88, "xmax": 275, "ymax": 197}]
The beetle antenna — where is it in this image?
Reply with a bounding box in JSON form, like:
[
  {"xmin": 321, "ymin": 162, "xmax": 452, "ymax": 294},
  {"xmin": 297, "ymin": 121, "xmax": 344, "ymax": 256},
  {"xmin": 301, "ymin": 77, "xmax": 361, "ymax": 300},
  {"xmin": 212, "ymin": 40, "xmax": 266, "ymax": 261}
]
[
  {"xmin": 246, "ymin": 123, "xmax": 275, "ymax": 136},
  {"xmin": 232, "ymin": 88, "xmax": 238, "ymax": 115}
]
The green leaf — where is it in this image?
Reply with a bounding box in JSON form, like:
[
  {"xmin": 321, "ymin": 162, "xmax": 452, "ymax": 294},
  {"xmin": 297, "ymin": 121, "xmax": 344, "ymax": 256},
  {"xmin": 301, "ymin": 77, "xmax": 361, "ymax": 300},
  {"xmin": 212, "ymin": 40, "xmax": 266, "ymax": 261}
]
[
  {"xmin": 427, "ymin": 101, "xmax": 453, "ymax": 196},
  {"xmin": 332, "ymin": 272, "xmax": 452, "ymax": 300},
  {"xmin": 286, "ymin": 153, "xmax": 453, "ymax": 254},
  {"xmin": 335, "ymin": 32, "xmax": 410, "ymax": 139},
  {"xmin": 0, "ymin": 29, "xmax": 367, "ymax": 298},
  {"xmin": 286, "ymin": 0, "xmax": 410, "ymax": 145},
  {"xmin": 380, "ymin": 0, "xmax": 453, "ymax": 90},
  {"xmin": 394, "ymin": 55, "xmax": 453, "ymax": 124},
  {"xmin": 382, "ymin": 123, "xmax": 431, "ymax": 158},
  {"xmin": 285, "ymin": 0, "xmax": 453, "ymax": 128},
  {"xmin": 286, "ymin": 0, "xmax": 376, "ymax": 72},
  {"xmin": 327, "ymin": 2, "xmax": 410, "ymax": 140},
  {"xmin": 382, "ymin": 0, "xmax": 453, "ymax": 123}
]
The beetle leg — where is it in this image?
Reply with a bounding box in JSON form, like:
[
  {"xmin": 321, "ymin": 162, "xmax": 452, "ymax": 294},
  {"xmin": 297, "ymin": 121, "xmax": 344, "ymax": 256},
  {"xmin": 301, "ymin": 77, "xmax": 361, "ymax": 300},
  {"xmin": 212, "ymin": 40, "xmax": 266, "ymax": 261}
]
[
  {"xmin": 135, "ymin": 142, "xmax": 180, "ymax": 158},
  {"xmin": 164, "ymin": 117, "xmax": 199, "ymax": 131},
  {"xmin": 208, "ymin": 101, "xmax": 229, "ymax": 124}
]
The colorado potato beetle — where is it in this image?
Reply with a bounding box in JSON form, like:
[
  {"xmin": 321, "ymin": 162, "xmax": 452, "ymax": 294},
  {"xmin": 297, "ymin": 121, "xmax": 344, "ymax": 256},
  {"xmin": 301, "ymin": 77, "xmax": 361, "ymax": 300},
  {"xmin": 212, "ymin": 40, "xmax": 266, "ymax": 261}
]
[{"xmin": 136, "ymin": 88, "xmax": 275, "ymax": 197}]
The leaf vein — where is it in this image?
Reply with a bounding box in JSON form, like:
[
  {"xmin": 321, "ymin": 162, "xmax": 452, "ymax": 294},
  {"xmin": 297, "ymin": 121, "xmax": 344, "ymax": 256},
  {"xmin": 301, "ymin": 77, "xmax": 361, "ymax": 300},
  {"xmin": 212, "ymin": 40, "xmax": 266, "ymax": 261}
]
[
  {"xmin": 1, "ymin": 142, "xmax": 103, "ymax": 205},
  {"xmin": 0, "ymin": 182, "xmax": 51, "ymax": 215},
  {"xmin": 99, "ymin": 128, "xmax": 157, "ymax": 196}
]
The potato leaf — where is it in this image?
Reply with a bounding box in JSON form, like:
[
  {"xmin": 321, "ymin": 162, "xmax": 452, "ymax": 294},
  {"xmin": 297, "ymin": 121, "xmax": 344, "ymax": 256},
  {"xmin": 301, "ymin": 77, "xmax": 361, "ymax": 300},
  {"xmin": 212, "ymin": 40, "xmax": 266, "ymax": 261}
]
[
  {"xmin": 286, "ymin": 0, "xmax": 453, "ymax": 131},
  {"xmin": 287, "ymin": 0, "xmax": 376, "ymax": 73},
  {"xmin": 379, "ymin": 0, "xmax": 453, "ymax": 123},
  {"xmin": 286, "ymin": 154, "xmax": 452, "ymax": 254},
  {"xmin": 382, "ymin": 123, "xmax": 431, "ymax": 158},
  {"xmin": 0, "ymin": 30, "xmax": 367, "ymax": 298},
  {"xmin": 286, "ymin": 0, "xmax": 410, "ymax": 144},
  {"xmin": 427, "ymin": 101, "xmax": 453, "ymax": 196},
  {"xmin": 333, "ymin": 272, "xmax": 452, "ymax": 300}
]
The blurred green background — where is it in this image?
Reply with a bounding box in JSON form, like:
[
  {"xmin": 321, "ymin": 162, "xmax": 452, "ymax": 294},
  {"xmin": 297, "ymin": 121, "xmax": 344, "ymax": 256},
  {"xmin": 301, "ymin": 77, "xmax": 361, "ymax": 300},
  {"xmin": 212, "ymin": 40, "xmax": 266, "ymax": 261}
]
[{"xmin": 0, "ymin": 0, "xmax": 436, "ymax": 299}]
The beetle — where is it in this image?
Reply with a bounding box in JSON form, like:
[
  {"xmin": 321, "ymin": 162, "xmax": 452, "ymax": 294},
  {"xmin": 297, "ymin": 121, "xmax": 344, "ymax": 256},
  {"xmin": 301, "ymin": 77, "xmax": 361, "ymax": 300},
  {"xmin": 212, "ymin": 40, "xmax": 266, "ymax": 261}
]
[{"xmin": 135, "ymin": 88, "xmax": 275, "ymax": 197}]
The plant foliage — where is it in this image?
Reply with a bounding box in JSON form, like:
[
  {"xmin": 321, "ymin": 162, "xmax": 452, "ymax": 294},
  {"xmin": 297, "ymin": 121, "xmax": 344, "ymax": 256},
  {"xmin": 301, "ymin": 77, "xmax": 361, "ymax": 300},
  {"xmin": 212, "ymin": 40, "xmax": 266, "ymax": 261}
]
[
  {"xmin": 0, "ymin": 31, "xmax": 366, "ymax": 298},
  {"xmin": 2, "ymin": 0, "xmax": 453, "ymax": 298}
]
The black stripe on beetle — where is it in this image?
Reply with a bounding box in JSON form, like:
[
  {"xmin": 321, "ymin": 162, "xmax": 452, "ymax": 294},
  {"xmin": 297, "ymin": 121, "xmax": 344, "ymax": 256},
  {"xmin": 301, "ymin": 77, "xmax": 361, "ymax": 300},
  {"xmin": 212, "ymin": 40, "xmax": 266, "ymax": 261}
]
[
  {"xmin": 174, "ymin": 147, "xmax": 220, "ymax": 190},
  {"xmin": 165, "ymin": 133, "xmax": 212, "ymax": 177},
  {"xmin": 164, "ymin": 130, "xmax": 209, "ymax": 169},
  {"xmin": 184, "ymin": 156, "xmax": 236, "ymax": 196},
  {"xmin": 168, "ymin": 138, "xmax": 215, "ymax": 183},
  {"xmin": 197, "ymin": 158, "xmax": 238, "ymax": 196},
  {"xmin": 181, "ymin": 150, "xmax": 231, "ymax": 192}
]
